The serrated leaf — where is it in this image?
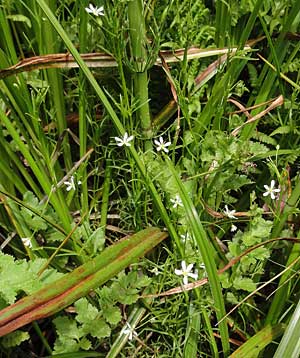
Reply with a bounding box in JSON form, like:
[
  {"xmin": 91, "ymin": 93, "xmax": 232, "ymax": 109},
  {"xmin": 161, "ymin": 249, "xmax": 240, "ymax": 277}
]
[
  {"xmin": 83, "ymin": 319, "xmax": 111, "ymax": 339},
  {"xmin": 0, "ymin": 253, "xmax": 63, "ymax": 304},
  {"xmin": 75, "ymin": 298, "xmax": 98, "ymax": 324},
  {"xmin": 23, "ymin": 191, "xmax": 39, "ymax": 208},
  {"xmin": 74, "ymin": 299, "xmax": 111, "ymax": 339},
  {"xmin": 136, "ymin": 275, "xmax": 152, "ymax": 288},
  {"xmin": 270, "ymin": 125, "xmax": 291, "ymax": 136},
  {"xmin": 248, "ymin": 141, "xmax": 270, "ymax": 155},
  {"xmin": 53, "ymin": 316, "xmax": 83, "ymax": 341},
  {"xmin": 78, "ymin": 337, "xmax": 92, "ymax": 351},
  {"xmin": 233, "ymin": 277, "xmax": 256, "ymax": 292},
  {"xmin": 0, "ymin": 330, "xmax": 29, "ymax": 348},
  {"xmin": 53, "ymin": 338, "xmax": 78, "ymax": 354},
  {"xmin": 102, "ymin": 305, "xmax": 121, "ymax": 325}
]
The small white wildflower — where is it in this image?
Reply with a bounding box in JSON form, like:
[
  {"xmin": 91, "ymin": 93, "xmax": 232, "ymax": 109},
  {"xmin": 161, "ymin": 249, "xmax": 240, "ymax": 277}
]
[
  {"xmin": 21, "ymin": 237, "xmax": 32, "ymax": 248},
  {"xmin": 263, "ymin": 180, "xmax": 280, "ymax": 200},
  {"xmin": 231, "ymin": 224, "xmax": 237, "ymax": 232},
  {"xmin": 150, "ymin": 267, "xmax": 160, "ymax": 276},
  {"xmin": 85, "ymin": 4, "xmax": 104, "ymax": 16},
  {"xmin": 175, "ymin": 260, "xmax": 198, "ymax": 285},
  {"xmin": 123, "ymin": 322, "xmax": 138, "ymax": 341},
  {"xmin": 64, "ymin": 176, "xmax": 81, "ymax": 191},
  {"xmin": 170, "ymin": 194, "xmax": 183, "ymax": 208},
  {"xmin": 114, "ymin": 132, "xmax": 134, "ymax": 147},
  {"xmin": 224, "ymin": 205, "xmax": 237, "ymax": 219},
  {"xmin": 154, "ymin": 136, "xmax": 171, "ymax": 153}
]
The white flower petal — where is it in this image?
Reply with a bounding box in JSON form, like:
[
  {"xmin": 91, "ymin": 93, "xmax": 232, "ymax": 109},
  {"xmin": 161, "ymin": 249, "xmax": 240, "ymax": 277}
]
[
  {"xmin": 188, "ymin": 272, "xmax": 198, "ymax": 280},
  {"xmin": 181, "ymin": 260, "xmax": 187, "ymax": 271},
  {"xmin": 263, "ymin": 180, "xmax": 280, "ymax": 200},
  {"xmin": 154, "ymin": 136, "xmax": 171, "ymax": 153},
  {"xmin": 186, "ymin": 263, "xmax": 194, "ymax": 272},
  {"xmin": 175, "ymin": 269, "xmax": 183, "ymax": 276},
  {"xmin": 85, "ymin": 4, "xmax": 104, "ymax": 16},
  {"xmin": 21, "ymin": 237, "xmax": 32, "ymax": 248},
  {"xmin": 231, "ymin": 224, "xmax": 237, "ymax": 232},
  {"xmin": 270, "ymin": 180, "xmax": 275, "ymax": 189},
  {"xmin": 114, "ymin": 133, "xmax": 134, "ymax": 147}
]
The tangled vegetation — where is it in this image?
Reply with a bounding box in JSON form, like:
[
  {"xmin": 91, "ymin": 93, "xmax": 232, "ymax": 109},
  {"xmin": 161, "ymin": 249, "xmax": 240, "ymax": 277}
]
[{"xmin": 0, "ymin": 0, "xmax": 299, "ymax": 357}]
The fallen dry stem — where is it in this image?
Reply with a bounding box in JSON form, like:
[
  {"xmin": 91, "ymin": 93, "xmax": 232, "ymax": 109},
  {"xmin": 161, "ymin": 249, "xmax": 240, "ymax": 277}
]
[
  {"xmin": 143, "ymin": 237, "xmax": 300, "ymax": 298},
  {"xmin": 231, "ymin": 95, "xmax": 284, "ymax": 136}
]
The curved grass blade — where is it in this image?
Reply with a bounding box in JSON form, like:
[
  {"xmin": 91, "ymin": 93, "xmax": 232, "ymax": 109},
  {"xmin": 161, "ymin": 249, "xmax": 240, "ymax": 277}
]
[{"xmin": 165, "ymin": 159, "xmax": 229, "ymax": 356}]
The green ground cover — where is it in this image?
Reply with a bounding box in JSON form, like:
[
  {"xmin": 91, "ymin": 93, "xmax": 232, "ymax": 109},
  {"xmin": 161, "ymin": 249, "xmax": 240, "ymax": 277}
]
[{"xmin": 0, "ymin": 0, "xmax": 299, "ymax": 356}]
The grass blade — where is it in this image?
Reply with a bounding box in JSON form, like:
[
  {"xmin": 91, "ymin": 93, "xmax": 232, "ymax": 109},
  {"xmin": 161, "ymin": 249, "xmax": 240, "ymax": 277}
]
[
  {"xmin": 273, "ymin": 299, "xmax": 300, "ymax": 358},
  {"xmin": 230, "ymin": 324, "xmax": 285, "ymax": 358},
  {"xmin": 165, "ymin": 159, "xmax": 229, "ymax": 356}
]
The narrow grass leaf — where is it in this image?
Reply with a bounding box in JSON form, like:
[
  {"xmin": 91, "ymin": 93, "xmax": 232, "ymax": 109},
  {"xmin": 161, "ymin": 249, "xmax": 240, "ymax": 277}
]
[
  {"xmin": 165, "ymin": 159, "xmax": 229, "ymax": 355},
  {"xmin": 184, "ymin": 303, "xmax": 201, "ymax": 357},
  {"xmin": 230, "ymin": 324, "xmax": 285, "ymax": 358},
  {"xmin": 273, "ymin": 299, "xmax": 300, "ymax": 358}
]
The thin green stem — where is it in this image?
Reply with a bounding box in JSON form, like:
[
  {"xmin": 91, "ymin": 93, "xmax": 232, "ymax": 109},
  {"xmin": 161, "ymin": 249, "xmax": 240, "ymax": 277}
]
[
  {"xmin": 128, "ymin": 0, "xmax": 152, "ymax": 150},
  {"xmin": 78, "ymin": 0, "xmax": 89, "ymax": 215},
  {"xmin": 100, "ymin": 159, "xmax": 112, "ymax": 239}
]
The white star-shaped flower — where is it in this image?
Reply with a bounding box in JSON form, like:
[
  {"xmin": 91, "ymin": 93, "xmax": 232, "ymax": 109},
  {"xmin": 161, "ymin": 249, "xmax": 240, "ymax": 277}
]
[
  {"xmin": 224, "ymin": 205, "xmax": 237, "ymax": 219},
  {"xmin": 64, "ymin": 176, "xmax": 81, "ymax": 191},
  {"xmin": 21, "ymin": 237, "xmax": 32, "ymax": 248},
  {"xmin": 170, "ymin": 194, "xmax": 183, "ymax": 208},
  {"xmin": 85, "ymin": 4, "xmax": 104, "ymax": 16},
  {"xmin": 175, "ymin": 260, "xmax": 198, "ymax": 285},
  {"xmin": 263, "ymin": 180, "xmax": 280, "ymax": 200},
  {"xmin": 123, "ymin": 322, "xmax": 138, "ymax": 341},
  {"xmin": 154, "ymin": 136, "xmax": 171, "ymax": 153},
  {"xmin": 231, "ymin": 224, "xmax": 237, "ymax": 232},
  {"xmin": 114, "ymin": 132, "xmax": 134, "ymax": 147}
]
